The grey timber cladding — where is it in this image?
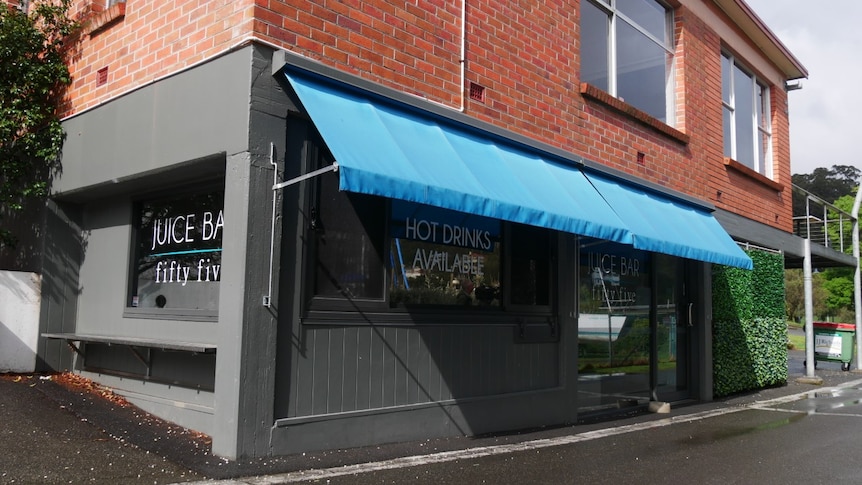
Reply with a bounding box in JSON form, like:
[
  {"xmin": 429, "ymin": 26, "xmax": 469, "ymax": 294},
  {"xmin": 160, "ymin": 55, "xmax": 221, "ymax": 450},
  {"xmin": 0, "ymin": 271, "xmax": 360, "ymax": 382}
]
[{"xmin": 277, "ymin": 324, "xmax": 560, "ymax": 418}]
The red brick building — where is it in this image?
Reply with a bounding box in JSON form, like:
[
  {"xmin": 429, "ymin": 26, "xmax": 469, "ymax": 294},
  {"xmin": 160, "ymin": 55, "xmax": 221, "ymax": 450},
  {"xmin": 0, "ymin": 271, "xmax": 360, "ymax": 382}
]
[{"xmin": 23, "ymin": 0, "xmax": 845, "ymax": 459}]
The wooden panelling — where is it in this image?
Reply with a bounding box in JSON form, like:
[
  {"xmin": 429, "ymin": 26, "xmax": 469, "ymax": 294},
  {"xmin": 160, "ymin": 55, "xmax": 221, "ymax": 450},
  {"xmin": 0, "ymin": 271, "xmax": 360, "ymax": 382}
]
[{"xmin": 281, "ymin": 324, "xmax": 559, "ymax": 418}]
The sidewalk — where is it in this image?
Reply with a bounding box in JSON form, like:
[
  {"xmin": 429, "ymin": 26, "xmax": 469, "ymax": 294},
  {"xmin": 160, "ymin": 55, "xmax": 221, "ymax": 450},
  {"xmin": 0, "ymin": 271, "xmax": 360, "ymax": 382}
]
[{"xmin": 2, "ymin": 348, "xmax": 859, "ymax": 484}]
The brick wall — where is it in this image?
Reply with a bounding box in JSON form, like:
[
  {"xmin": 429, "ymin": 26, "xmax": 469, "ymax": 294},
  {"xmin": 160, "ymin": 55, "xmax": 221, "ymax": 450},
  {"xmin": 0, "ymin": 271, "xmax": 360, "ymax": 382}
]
[
  {"xmin": 63, "ymin": 0, "xmax": 254, "ymax": 116},
  {"xmin": 61, "ymin": 0, "xmax": 793, "ymax": 232}
]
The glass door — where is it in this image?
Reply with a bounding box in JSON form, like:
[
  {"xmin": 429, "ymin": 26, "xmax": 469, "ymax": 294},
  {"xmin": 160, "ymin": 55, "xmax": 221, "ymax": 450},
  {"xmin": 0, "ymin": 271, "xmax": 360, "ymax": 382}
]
[
  {"xmin": 653, "ymin": 254, "xmax": 689, "ymax": 402},
  {"xmin": 577, "ymin": 241, "xmax": 693, "ymax": 415},
  {"xmin": 577, "ymin": 241, "xmax": 652, "ymax": 413}
]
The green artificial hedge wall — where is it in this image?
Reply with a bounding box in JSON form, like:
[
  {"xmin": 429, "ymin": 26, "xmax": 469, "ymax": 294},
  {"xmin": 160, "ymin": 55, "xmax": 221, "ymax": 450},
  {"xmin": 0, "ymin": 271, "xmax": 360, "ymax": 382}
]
[{"xmin": 713, "ymin": 248, "xmax": 787, "ymax": 397}]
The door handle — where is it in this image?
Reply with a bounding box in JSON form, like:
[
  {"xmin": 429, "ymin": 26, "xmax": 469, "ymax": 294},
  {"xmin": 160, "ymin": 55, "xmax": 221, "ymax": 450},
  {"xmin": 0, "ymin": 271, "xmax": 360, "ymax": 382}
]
[{"xmin": 688, "ymin": 302, "xmax": 694, "ymax": 327}]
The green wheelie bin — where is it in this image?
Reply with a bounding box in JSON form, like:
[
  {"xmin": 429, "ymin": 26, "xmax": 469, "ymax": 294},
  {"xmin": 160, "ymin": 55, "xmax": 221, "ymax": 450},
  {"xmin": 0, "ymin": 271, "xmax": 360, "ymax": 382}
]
[{"xmin": 813, "ymin": 321, "xmax": 856, "ymax": 371}]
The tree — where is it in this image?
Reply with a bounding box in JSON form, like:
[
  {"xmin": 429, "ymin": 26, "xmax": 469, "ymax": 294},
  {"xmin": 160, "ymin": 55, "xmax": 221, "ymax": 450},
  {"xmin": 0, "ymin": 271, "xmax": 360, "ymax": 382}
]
[
  {"xmin": 0, "ymin": 0, "xmax": 78, "ymax": 247},
  {"xmin": 785, "ymin": 269, "xmax": 827, "ymax": 322},
  {"xmin": 792, "ymin": 165, "xmax": 861, "ymax": 218},
  {"xmin": 822, "ymin": 267, "xmax": 854, "ymax": 313}
]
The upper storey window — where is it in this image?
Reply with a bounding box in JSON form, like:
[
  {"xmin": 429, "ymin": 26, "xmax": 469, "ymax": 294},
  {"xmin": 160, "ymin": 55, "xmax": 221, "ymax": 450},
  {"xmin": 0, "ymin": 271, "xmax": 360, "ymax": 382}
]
[
  {"xmin": 722, "ymin": 52, "xmax": 772, "ymax": 178},
  {"xmin": 581, "ymin": 0, "xmax": 674, "ymax": 123}
]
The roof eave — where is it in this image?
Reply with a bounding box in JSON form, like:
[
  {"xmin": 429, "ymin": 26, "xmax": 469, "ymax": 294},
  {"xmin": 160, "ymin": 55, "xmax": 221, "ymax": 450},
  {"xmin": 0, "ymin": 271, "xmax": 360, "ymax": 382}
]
[{"xmin": 714, "ymin": 0, "xmax": 808, "ymax": 80}]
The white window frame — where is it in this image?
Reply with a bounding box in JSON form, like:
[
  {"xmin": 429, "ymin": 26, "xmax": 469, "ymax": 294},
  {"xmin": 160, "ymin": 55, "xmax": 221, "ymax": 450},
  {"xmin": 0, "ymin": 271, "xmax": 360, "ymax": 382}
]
[
  {"xmin": 582, "ymin": 0, "xmax": 676, "ymax": 124},
  {"xmin": 722, "ymin": 52, "xmax": 773, "ymax": 178}
]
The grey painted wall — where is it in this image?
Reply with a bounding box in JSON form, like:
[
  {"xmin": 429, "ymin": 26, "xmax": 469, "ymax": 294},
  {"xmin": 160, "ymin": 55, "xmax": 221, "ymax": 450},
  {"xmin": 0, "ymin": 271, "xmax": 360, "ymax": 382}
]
[
  {"xmin": 38, "ymin": 201, "xmax": 83, "ymax": 371},
  {"xmin": 43, "ymin": 47, "xmax": 259, "ymax": 438},
  {"xmin": 212, "ymin": 44, "xmax": 293, "ymax": 459},
  {"xmin": 57, "ymin": 48, "xmax": 252, "ymax": 197}
]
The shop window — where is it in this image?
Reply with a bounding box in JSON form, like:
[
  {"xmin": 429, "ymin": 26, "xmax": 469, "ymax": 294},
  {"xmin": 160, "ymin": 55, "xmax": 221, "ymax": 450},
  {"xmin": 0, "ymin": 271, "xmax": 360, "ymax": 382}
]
[
  {"xmin": 303, "ymin": 169, "xmax": 553, "ymax": 317},
  {"xmin": 580, "ymin": 0, "xmax": 674, "ymax": 123},
  {"xmin": 722, "ymin": 52, "xmax": 772, "ymax": 178},
  {"xmin": 127, "ymin": 188, "xmax": 224, "ymax": 316},
  {"xmin": 389, "ymin": 201, "xmax": 502, "ymax": 307},
  {"xmin": 310, "ymin": 157, "xmax": 386, "ymax": 302}
]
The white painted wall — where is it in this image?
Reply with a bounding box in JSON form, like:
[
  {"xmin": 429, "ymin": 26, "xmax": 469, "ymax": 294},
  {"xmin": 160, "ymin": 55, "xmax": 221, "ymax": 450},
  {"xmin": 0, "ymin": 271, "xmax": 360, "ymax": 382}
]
[{"xmin": 0, "ymin": 271, "xmax": 41, "ymax": 372}]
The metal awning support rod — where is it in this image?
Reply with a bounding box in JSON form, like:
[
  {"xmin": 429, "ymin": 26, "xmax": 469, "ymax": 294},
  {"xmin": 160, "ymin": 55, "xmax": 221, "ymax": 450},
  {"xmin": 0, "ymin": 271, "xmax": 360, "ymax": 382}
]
[
  {"xmin": 803, "ymin": 239, "xmax": 815, "ymax": 378},
  {"xmin": 272, "ymin": 162, "xmax": 339, "ymax": 191},
  {"xmin": 852, "ymin": 184, "xmax": 862, "ymax": 371},
  {"xmin": 264, "ymin": 146, "xmax": 338, "ymax": 307}
]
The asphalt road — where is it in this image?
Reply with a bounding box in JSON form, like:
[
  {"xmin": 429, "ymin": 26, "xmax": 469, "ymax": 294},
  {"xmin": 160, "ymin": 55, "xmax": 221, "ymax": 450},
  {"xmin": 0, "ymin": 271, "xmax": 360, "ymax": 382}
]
[
  {"xmin": 302, "ymin": 387, "xmax": 862, "ymax": 484},
  {"xmin": 4, "ymin": 342, "xmax": 862, "ymax": 484}
]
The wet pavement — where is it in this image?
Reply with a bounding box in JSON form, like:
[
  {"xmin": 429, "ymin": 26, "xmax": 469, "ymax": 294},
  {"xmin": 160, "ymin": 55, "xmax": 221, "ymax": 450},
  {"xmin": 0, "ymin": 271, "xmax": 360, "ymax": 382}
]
[{"xmin": 3, "ymin": 343, "xmax": 862, "ymax": 484}]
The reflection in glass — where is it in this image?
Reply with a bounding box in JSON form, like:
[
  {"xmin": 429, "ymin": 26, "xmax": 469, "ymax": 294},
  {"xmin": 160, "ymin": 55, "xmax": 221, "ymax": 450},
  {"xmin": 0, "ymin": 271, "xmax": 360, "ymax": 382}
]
[
  {"xmin": 389, "ymin": 201, "xmax": 501, "ymax": 307},
  {"xmin": 723, "ymin": 107, "xmax": 733, "ymax": 159},
  {"xmin": 733, "ymin": 65, "xmax": 755, "ymax": 170},
  {"xmin": 580, "ymin": 1, "xmax": 610, "ymax": 91},
  {"xmin": 616, "ymin": 20, "xmax": 670, "ymax": 122},
  {"xmin": 313, "ymin": 172, "xmax": 386, "ymax": 300},
  {"xmin": 617, "ymin": 0, "xmax": 669, "ymax": 43},
  {"xmin": 578, "ymin": 241, "xmax": 651, "ymax": 412},
  {"xmin": 655, "ymin": 253, "xmax": 686, "ymax": 398},
  {"xmin": 721, "ymin": 54, "xmax": 732, "ymax": 104}
]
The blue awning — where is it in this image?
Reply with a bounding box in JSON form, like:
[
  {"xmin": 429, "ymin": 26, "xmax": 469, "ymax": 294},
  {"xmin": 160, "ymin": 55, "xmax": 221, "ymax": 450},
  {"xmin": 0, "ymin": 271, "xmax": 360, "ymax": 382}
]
[
  {"xmin": 283, "ymin": 69, "xmax": 752, "ymax": 270},
  {"xmin": 285, "ymin": 71, "xmax": 632, "ymax": 245},
  {"xmin": 584, "ymin": 171, "xmax": 753, "ymax": 269}
]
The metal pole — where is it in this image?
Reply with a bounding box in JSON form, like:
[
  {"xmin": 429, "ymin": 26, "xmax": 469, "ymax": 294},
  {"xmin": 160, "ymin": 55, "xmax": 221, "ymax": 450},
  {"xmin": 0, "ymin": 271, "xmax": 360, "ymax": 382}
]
[
  {"xmin": 803, "ymin": 238, "xmax": 815, "ymax": 378},
  {"xmin": 852, "ymin": 184, "xmax": 862, "ymax": 370}
]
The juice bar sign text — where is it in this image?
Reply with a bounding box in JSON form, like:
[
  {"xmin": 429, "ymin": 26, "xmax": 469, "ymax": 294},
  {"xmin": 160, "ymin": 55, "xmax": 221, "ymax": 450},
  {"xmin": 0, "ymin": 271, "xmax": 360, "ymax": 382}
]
[{"xmin": 149, "ymin": 209, "xmax": 223, "ymax": 286}]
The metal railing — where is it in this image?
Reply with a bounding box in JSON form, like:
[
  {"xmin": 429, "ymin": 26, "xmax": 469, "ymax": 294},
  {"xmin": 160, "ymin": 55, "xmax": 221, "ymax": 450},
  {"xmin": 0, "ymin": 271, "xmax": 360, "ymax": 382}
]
[{"xmin": 792, "ymin": 184, "xmax": 855, "ymax": 254}]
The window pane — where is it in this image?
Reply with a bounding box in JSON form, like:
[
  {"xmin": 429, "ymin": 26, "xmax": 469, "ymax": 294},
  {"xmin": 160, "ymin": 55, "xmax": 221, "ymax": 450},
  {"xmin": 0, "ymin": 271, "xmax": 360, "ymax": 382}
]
[
  {"xmin": 758, "ymin": 127, "xmax": 770, "ymax": 176},
  {"xmin": 581, "ymin": 1, "xmax": 610, "ymax": 90},
  {"xmin": 617, "ymin": 0, "xmax": 669, "ymax": 44},
  {"xmin": 389, "ymin": 201, "xmax": 501, "ymax": 307},
  {"xmin": 510, "ymin": 223, "xmax": 551, "ymax": 306},
  {"xmin": 313, "ymin": 171, "xmax": 386, "ymax": 300},
  {"xmin": 132, "ymin": 190, "xmax": 223, "ymax": 310},
  {"xmin": 723, "ymin": 106, "xmax": 733, "ymax": 158},
  {"xmin": 757, "ymin": 83, "xmax": 769, "ymax": 130},
  {"xmin": 721, "ymin": 54, "xmax": 732, "ymax": 105},
  {"xmin": 616, "ymin": 20, "xmax": 669, "ymax": 121},
  {"xmin": 733, "ymin": 65, "xmax": 755, "ymax": 169}
]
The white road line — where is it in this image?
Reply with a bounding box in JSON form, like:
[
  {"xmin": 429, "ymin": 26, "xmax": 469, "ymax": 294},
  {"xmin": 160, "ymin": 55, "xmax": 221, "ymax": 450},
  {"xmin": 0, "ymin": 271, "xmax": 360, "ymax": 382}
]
[{"xmin": 181, "ymin": 378, "xmax": 862, "ymax": 485}]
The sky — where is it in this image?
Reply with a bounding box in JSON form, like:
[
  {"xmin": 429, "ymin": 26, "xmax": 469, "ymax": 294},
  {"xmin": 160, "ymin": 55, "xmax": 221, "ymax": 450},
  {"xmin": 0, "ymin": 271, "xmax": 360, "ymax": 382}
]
[{"xmin": 743, "ymin": 0, "xmax": 862, "ymax": 176}]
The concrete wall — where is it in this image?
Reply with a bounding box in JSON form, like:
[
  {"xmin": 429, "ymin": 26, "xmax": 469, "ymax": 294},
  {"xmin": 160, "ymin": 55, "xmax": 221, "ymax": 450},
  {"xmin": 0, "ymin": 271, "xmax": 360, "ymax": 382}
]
[{"xmin": 0, "ymin": 271, "xmax": 40, "ymax": 372}]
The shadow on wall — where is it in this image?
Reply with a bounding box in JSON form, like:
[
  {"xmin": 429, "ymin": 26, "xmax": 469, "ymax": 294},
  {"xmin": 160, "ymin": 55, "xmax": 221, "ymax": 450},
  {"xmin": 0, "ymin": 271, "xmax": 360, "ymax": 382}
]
[
  {"xmin": 0, "ymin": 271, "xmax": 41, "ymax": 373},
  {"xmin": 0, "ymin": 197, "xmax": 46, "ymax": 273}
]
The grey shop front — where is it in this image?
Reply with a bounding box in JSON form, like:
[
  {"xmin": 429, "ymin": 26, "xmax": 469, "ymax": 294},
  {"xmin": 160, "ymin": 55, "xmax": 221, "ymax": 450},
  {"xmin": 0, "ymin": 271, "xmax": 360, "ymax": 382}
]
[
  {"xmin": 269, "ymin": 55, "xmax": 749, "ymax": 452},
  {"xmin": 41, "ymin": 46, "xmax": 749, "ymax": 458}
]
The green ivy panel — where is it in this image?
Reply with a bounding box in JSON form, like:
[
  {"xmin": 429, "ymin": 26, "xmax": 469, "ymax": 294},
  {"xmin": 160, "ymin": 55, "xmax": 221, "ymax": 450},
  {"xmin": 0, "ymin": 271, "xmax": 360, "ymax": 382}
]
[{"xmin": 713, "ymin": 249, "xmax": 787, "ymax": 397}]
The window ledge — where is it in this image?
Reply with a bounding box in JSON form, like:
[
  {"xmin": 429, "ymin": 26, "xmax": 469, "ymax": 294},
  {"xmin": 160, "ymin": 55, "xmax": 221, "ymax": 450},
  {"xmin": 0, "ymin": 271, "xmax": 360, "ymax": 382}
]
[
  {"xmin": 724, "ymin": 157, "xmax": 784, "ymax": 191},
  {"xmin": 85, "ymin": 1, "xmax": 126, "ymax": 36},
  {"xmin": 123, "ymin": 307, "xmax": 218, "ymax": 322},
  {"xmin": 580, "ymin": 83, "xmax": 690, "ymax": 145}
]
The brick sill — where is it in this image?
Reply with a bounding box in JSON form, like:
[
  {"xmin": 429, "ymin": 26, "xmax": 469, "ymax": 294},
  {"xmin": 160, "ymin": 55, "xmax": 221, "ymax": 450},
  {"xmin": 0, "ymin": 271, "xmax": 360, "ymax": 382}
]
[
  {"xmin": 86, "ymin": 1, "xmax": 126, "ymax": 36},
  {"xmin": 580, "ymin": 83, "xmax": 690, "ymax": 145},
  {"xmin": 724, "ymin": 157, "xmax": 784, "ymax": 191}
]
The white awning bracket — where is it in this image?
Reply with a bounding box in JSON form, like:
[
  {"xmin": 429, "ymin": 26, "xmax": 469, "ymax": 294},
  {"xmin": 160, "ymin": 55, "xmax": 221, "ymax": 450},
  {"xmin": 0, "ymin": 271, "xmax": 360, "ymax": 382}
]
[
  {"xmin": 264, "ymin": 144, "xmax": 339, "ymax": 307},
  {"xmin": 272, "ymin": 162, "xmax": 339, "ymax": 191}
]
